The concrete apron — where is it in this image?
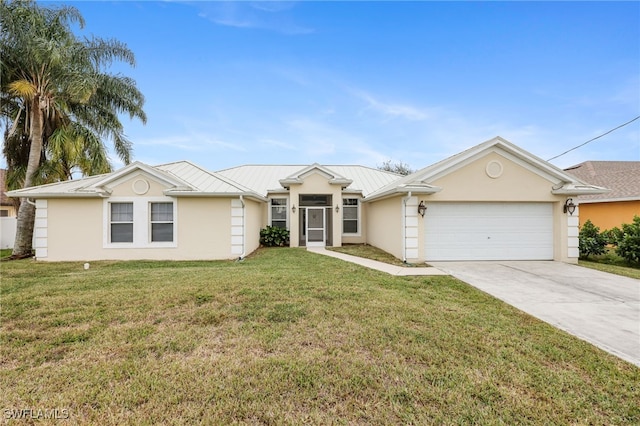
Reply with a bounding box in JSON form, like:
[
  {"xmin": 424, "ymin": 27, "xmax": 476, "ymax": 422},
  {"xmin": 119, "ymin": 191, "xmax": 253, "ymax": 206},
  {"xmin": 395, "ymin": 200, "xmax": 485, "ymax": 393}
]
[{"xmin": 430, "ymin": 261, "xmax": 640, "ymax": 367}]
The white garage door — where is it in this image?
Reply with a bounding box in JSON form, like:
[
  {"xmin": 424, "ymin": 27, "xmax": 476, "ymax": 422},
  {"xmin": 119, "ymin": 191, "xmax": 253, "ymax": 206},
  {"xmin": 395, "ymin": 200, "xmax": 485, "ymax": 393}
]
[{"xmin": 424, "ymin": 202, "xmax": 553, "ymax": 261}]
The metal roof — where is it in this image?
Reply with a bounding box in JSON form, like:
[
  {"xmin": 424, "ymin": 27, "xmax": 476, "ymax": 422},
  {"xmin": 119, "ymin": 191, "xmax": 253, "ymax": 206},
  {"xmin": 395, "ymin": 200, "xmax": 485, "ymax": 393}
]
[
  {"xmin": 157, "ymin": 161, "xmax": 260, "ymax": 195},
  {"xmin": 6, "ymin": 173, "xmax": 110, "ymax": 198},
  {"xmin": 9, "ymin": 137, "xmax": 604, "ymax": 202},
  {"xmin": 216, "ymin": 164, "xmax": 401, "ymax": 197}
]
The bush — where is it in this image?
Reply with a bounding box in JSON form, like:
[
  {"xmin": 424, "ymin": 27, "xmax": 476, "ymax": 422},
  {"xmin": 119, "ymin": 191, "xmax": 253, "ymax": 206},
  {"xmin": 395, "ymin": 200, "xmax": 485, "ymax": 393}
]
[
  {"xmin": 579, "ymin": 220, "xmax": 607, "ymax": 259},
  {"xmin": 260, "ymin": 226, "xmax": 290, "ymax": 247},
  {"xmin": 616, "ymin": 216, "xmax": 640, "ymax": 265},
  {"xmin": 602, "ymin": 227, "xmax": 623, "ymax": 246}
]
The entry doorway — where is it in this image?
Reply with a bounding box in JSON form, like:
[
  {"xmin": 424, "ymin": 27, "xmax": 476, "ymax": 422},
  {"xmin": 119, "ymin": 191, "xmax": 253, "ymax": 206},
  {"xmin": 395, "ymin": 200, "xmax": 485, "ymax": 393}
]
[
  {"xmin": 305, "ymin": 207, "xmax": 325, "ymax": 247},
  {"xmin": 298, "ymin": 194, "xmax": 333, "ymax": 247}
]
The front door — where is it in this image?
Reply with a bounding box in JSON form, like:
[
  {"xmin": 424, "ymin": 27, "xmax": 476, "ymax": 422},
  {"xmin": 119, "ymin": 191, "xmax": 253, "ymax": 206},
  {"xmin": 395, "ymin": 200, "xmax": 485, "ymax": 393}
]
[{"xmin": 306, "ymin": 207, "xmax": 325, "ymax": 247}]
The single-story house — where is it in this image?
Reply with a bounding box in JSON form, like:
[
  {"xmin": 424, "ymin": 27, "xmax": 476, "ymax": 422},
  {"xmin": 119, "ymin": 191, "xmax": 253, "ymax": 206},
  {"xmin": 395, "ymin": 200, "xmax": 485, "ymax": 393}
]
[
  {"xmin": 8, "ymin": 137, "xmax": 607, "ymax": 263},
  {"xmin": 564, "ymin": 161, "xmax": 639, "ymax": 231}
]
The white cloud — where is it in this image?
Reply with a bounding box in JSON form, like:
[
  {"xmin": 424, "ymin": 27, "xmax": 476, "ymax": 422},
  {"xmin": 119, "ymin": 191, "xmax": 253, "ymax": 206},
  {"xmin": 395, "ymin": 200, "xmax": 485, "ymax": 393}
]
[
  {"xmin": 349, "ymin": 89, "xmax": 433, "ymax": 121},
  {"xmin": 193, "ymin": 2, "xmax": 314, "ymax": 35},
  {"xmin": 136, "ymin": 133, "xmax": 247, "ymax": 153}
]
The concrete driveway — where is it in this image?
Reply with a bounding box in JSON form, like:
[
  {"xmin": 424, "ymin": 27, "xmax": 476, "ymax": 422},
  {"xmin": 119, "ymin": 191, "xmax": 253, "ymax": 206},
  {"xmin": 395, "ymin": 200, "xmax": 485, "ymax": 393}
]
[{"xmin": 429, "ymin": 261, "xmax": 640, "ymax": 367}]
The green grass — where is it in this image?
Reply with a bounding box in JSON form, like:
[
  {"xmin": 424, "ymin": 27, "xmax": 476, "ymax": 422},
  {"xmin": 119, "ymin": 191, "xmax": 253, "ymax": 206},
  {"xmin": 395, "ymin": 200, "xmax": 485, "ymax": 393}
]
[
  {"xmin": 0, "ymin": 248, "xmax": 12, "ymax": 258},
  {"xmin": 329, "ymin": 244, "xmax": 408, "ymax": 266},
  {"xmin": 579, "ymin": 260, "xmax": 640, "ymax": 279},
  {"xmin": 579, "ymin": 249, "xmax": 640, "ymax": 279},
  {"xmin": 1, "ymin": 248, "xmax": 638, "ymax": 425}
]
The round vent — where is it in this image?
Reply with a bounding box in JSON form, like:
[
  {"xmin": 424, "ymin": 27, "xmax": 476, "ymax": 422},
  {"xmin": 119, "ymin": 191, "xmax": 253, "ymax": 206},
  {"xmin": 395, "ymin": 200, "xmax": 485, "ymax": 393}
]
[
  {"xmin": 485, "ymin": 160, "xmax": 504, "ymax": 179},
  {"xmin": 132, "ymin": 179, "xmax": 150, "ymax": 195}
]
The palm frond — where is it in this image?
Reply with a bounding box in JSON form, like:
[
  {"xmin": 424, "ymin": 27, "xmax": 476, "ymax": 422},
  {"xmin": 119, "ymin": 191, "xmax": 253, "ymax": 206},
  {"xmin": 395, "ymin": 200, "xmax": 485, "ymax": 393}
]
[{"xmin": 8, "ymin": 80, "xmax": 37, "ymax": 98}]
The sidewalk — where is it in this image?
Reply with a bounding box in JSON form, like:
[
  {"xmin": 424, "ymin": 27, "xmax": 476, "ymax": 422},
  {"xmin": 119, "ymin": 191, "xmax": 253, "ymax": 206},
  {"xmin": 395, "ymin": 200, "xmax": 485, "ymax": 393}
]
[{"xmin": 307, "ymin": 247, "xmax": 448, "ymax": 276}]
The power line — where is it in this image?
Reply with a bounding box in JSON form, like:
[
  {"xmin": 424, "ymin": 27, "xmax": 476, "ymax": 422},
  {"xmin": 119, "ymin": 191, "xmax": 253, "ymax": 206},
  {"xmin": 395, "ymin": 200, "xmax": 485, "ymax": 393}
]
[{"xmin": 547, "ymin": 115, "xmax": 640, "ymax": 161}]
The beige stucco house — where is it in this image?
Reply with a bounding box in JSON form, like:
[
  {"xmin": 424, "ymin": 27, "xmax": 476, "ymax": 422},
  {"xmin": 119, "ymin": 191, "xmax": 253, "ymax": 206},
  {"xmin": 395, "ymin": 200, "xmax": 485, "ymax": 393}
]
[{"xmin": 8, "ymin": 137, "xmax": 606, "ymax": 263}]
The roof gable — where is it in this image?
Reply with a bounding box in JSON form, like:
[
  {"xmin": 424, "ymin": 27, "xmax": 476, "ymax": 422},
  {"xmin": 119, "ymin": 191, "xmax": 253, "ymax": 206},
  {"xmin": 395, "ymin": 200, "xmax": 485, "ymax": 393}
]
[
  {"xmin": 367, "ymin": 136, "xmax": 608, "ymax": 201},
  {"xmin": 93, "ymin": 161, "xmax": 193, "ymax": 193},
  {"xmin": 279, "ymin": 163, "xmax": 353, "ymax": 188}
]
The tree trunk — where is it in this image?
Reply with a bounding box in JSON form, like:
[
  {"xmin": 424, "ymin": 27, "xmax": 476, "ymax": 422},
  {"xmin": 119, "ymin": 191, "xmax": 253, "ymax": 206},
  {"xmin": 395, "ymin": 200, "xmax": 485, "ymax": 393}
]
[{"xmin": 12, "ymin": 98, "xmax": 44, "ymax": 258}]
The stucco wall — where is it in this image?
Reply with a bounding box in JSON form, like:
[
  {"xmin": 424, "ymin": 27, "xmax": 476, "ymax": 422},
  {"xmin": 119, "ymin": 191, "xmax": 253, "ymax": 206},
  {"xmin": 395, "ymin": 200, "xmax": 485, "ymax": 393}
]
[
  {"xmin": 46, "ymin": 198, "xmax": 104, "ymax": 261},
  {"xmin": 288, "ymin": 172, "xmax": 343, "ymax": 247},
  {"xmin": 43, "ymin": 197, "xmax": 237, "ymax": 261},
  {"xmin": 578, "ymin": 200, "xmax": 639, "ymax": 230},
  {"xmin": 366, "ymin": 196, "xmax": 403, "ymax": 259},
  {"xmin": 244, "ymin": 198, "xmax": 263, "ymax": 255},
  {"xmin": 429, "ymin": 152, "xmax": 561, "ymax": 202}
]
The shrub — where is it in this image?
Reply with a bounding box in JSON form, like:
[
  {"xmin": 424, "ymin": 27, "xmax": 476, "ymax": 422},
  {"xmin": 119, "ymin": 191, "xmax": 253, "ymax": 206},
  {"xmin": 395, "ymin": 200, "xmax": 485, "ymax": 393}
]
[
  {"xmin": 602, "ymin": 227, "xmax": 623, "ymax": 246},
  {"xmin": 578, "ymin": 220, "xmax": 607, "ymax": 259},
  {"xmin": 260, "ymin": 226, "xmax": 290, "ymax": 247},
  {"xmin": 616, "ymin": 216, "xmax": 640, "ymax": 265}
]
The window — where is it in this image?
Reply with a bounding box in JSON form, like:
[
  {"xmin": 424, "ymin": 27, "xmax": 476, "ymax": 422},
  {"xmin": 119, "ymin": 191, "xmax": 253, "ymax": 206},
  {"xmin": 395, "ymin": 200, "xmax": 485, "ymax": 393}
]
[
  {"xmin": 343, "ymin": 198, "xmax": 359, "ymax": 234},
  {"xmin": 104, "ymin": 198, "xmax": 177, "ymax": 248},
  {"xmin": 150, "ymin": 202, "xmax": 174, "ymax": 242},
  {"xmin": 0, "ymin": 210, "xmax": 8, "ymax": 217},
  {"xmin": 110, "ymin": 202, "xmax": 134, "ymax": 243},
  {"xmin": 270, "ymin": 198, "xmax": 288, "ymax": 229}
]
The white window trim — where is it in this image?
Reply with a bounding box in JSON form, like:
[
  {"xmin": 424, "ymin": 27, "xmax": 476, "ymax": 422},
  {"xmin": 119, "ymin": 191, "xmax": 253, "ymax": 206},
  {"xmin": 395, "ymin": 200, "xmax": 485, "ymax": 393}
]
[
  {"xmin": 268, "ymin": 197, "xmax": 289, "ymax": 229},
  {"xmin": 103, "ymin": 197, "xmax": 177, "ymax": 248},
  {"xmin": 342, "ymin": 197, "xmax": 361, "ymax": 237}
]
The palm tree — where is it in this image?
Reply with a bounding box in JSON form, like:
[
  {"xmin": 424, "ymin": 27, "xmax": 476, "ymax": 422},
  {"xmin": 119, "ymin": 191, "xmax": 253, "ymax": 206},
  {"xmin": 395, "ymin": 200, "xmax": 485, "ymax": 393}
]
[{"xmin": 1, "ymin": 0, "xmax": 146, "ymax": 258}]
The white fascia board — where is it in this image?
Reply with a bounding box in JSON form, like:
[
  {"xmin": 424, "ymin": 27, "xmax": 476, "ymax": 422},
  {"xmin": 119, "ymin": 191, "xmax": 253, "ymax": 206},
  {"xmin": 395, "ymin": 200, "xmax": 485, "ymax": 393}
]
[
  {"xmin": 6, "ymin": 190, "xmax": 106, "ymax": 199},
  {"xmin": 165, "ymin": 190, "xmax": 267, "ymax": 202},
  {"xmin": 577, "ymin": 197, "xmax": 640, "ymax": 204},
  {"xmin": 266, "ymin": 188, "xmax": 290, "ymax": 195},
  {"xmin": 365, "ymin": 185, "xmax": 442, "ymax": 202},
  {"xmin": 551, "ymin": 185, "xmax": 610, "ymax": 196}
]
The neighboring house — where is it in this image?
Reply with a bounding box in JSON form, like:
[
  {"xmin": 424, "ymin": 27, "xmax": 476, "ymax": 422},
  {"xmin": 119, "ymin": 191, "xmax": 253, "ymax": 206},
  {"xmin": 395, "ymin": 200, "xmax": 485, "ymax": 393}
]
[
  {"xmin": 7, "ymin": 137, "xmax": 606, "ymax": 263},
  {"xmin": 0, "ymin": 169, "xmax": 17, "ymax": 217},
  {"xmin": 564, "ymin": 161, "xmax": 639, "ymax": 231}
]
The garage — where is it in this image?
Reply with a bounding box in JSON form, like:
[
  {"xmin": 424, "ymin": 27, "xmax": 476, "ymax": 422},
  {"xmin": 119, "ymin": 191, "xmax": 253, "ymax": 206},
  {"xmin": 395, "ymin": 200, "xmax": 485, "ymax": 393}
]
[{"xmin": 424, "ymin": 202, "xmax": 553, "ymax": 261}]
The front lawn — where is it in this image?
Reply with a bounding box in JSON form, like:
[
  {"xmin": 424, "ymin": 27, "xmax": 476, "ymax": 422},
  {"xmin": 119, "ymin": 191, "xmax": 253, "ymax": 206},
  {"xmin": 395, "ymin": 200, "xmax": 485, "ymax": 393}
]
[
  {"xmin": 329, "ymin": 244, "xmax": 407, "ymax": 266},
  {"xmin": 1, "ymin": 248, "xmax": 638, "ymax": 424},
  {"xmin": 579, "ymin": 249, "xmax": 640, "ymax": 280}
]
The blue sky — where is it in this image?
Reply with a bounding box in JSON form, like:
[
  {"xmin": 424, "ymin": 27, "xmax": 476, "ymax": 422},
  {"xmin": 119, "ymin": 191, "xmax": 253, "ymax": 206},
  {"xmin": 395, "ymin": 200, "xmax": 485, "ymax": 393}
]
[{"xmin": 22, "ymin": 1, "xmax": 640, "ymax": 171}]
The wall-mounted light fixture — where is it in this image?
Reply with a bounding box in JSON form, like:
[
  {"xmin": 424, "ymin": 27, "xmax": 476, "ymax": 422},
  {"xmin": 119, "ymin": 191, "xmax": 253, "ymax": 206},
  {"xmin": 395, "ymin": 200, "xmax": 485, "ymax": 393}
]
[
  {"xmin": 335, "ymin": 204, "xmax": 340, "ymax": 213},
  {"xmin": 418, "ymin": 201, "xmax": 427, "ymax": 217},
  {"xmin": 563, "ymin": 198, "xmax": 576, "ymax": 215},
  {"xmin": 291, "ymin": 205, "xmax": 296, "ymax": 213}
]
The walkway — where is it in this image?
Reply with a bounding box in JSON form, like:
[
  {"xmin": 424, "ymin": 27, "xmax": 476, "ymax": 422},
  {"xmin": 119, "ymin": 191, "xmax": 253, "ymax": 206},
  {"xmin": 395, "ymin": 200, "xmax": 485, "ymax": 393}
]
[{"xmin": 306, "ymin": 247, "xmax": 447, "ymax": 276}]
